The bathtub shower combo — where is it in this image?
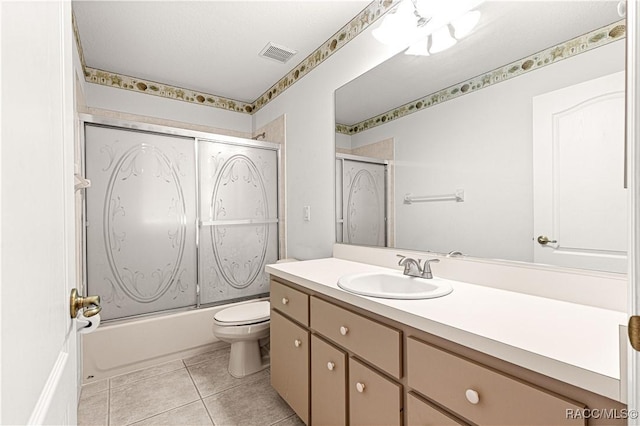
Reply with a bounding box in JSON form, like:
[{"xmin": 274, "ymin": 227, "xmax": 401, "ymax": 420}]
[{"xmin": 84, "ymin": 119, "xmax": 279, "ymax": 323}]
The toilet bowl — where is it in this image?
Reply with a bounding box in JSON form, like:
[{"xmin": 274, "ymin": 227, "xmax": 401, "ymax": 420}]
[{"xmin": 212, "ymin": 300, "xmax": 270, "ymax": 378}]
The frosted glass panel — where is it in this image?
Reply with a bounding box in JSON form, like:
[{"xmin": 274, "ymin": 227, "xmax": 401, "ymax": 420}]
[
  {"xmin": 342, "ymin": 159, "xmax": 386, "ymax": 247},
  {"xmin": 198, "ymin": 140, "xmax": 278, "ymax": 305},
  {"xmin": 85, "ymin": 125, "xmax": 197, "ymax": 320}
]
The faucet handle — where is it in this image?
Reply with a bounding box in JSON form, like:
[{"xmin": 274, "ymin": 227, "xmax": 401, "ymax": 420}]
[
  {"xmin": 421, "ymin": 258, "xmax": 440, "ymax": 279},
  {"xmin": 397, "ymin": 254, "xmax": 422, "ymax": 266}
]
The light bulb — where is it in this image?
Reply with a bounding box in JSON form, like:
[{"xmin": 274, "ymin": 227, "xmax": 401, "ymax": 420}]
[
  {"xmin": 429, "ymin": 25, "xmax": 456, "ymax": 54},
  {"xmin": 372, "ymin": 0, "xmax": 423, "ymax": 47},
  {"xmin": 451, "ymin": 10, "xmax": 481, "ymax": 39}
]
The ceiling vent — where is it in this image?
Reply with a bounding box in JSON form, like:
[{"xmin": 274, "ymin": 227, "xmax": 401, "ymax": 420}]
[{"xmin": 259, "ymin": 42, "xmax": 297, "ymax": 64}]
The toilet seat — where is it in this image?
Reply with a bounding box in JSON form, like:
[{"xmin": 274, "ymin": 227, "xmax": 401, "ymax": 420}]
[{"xmin": 213, "ymin": 301, "xmax": 270, "ymax": 326}]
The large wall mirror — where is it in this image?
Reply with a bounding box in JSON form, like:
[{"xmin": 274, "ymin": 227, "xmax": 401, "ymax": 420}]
[{"xmin": 335, "ymin": 1, "xmax": 627, "ymax": 274}]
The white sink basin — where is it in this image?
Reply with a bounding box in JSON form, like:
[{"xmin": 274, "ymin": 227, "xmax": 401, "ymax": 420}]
[{"xmin": 337, "ymin": 272, "xmax": 453, "ymax": 300}]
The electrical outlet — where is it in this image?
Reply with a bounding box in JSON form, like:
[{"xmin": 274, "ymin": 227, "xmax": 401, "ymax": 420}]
[{"xmin": 303, "ymin": 206, "xmax": 311, "ymax": 221}]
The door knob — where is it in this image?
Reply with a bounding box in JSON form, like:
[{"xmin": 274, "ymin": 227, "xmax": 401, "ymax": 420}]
[
  {"xmin": 70, "ymin": 288, "xmax": 101, "ymax": 318},
  {"xmin": 537, "ymin": 235, "xmax": 557, "ymax": 245}
]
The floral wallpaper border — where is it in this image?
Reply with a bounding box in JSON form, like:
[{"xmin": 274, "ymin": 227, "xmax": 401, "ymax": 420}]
[
  {"xmin": 72, "ymin": 0, "xmax": 397, "ymax": 115},
  {"xmin": 72, "ymin": 10, "xmax": 87, "ymax": 71},
  {"xmin": 83, "ymin": 66, "xmax": 255, "ymax": 113},
  {"xmin": 251, "ymin": 0, "xmax": 395, "ymax": 112},
  {"xmin": 336, "ymin": 19, "xmax": 626, "ymax": 135}
]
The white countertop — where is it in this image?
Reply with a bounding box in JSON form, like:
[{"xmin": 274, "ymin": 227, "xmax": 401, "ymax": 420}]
[{"xmin": 266, "ymin": 258, "xmax": 627, "ymax": 401}]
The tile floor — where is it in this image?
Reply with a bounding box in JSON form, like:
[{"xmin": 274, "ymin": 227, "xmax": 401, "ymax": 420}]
[{"xmin": 78, "ymin": 346, "xmax": 303, "ymax": 426}]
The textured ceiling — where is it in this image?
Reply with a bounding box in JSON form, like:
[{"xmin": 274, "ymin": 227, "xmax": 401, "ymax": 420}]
[{"xmin": 73, "ymin": 1, "xmax": 371, "ymax": 103}]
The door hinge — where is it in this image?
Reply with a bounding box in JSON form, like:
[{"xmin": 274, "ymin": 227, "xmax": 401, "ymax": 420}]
[{"xmin": 629, "ymin": 316, "xmax": 640, "ymax": 351}]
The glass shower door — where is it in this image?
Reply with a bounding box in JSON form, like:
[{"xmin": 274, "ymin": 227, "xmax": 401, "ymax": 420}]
[
  {"xmin": 341, "ymin": 158, "xmax": 387, "ymax": 247},
  {"xmin": 198, "ymin": 139, "xmax": 279, "ymax": 305},
  {"xmin": 85, "ymin": 124, "xmax": 197, "ymax": 320}
]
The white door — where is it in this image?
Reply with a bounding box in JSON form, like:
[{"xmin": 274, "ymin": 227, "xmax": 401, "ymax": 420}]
[
  {"xmin": 1, "ymin": 2, "xmax": 78, "ymax": 424},
  {"xmin": 532, "ymin": 71, "xmax": 627, "ymax": 273},
  {"xmin": 628, "ymin": 2, "xmax": 640, "ymax": 421}
]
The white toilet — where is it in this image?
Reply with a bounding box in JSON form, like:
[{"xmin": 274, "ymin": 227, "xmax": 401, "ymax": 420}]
[{"xmin": 212, "ymin": 300, "xmax": 271, "ymax": 378}]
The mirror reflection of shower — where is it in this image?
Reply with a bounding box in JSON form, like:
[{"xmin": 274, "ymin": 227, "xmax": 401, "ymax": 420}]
[{"xmin": 336, "ymin": 152, "xmax": 391, "ymax": 248}]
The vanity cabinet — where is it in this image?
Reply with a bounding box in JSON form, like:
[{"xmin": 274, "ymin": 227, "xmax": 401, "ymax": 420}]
[
  {"xmin": 270, "ymin": 280, "xmax": 310, "ymax": 424},
  {"xmin": 407, "ymin": 337, "xmax": 586, "ymax": 426},
  {"xmin": 271, "ymin": 279, "xmax": 403, "ymax": 425},
  {"xmin": 310, "ymin": 294, "xmax": 403, "ymax": 424},
  {"xmin": 310, "ymin": 296, "xmax": 402, "ymax": 379},
  {"xmin": 269, "ymin": 277, "xmax": 622, "ymax": 426}
]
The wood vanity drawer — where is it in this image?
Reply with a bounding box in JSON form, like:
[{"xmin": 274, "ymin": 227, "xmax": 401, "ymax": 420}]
[
  {"xmin": 350, "ymin": 357, "xmax": 402, "ymax": 426},
  {"xmin": 407, "ymin": 392, "xmax": 467, "ymax": 426},
  {"xmin": 407, "ymin": 337, "xmax": 586, "ymax": 425},
  {"xmin": 270, "ymin": 279, "xmax": 309, "ymax": 326},
  {"xmin": 310, "ymin": 296, "xmax": 402, "ymax": 378}
]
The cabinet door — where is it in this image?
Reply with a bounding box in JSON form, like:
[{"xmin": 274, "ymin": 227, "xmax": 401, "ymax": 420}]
[
  {"xmin": 349, "ymin": 357, "xmax": 402, "ymax": 426},
  {"xmin": 271, "ymin": 310, "xmax": 309, "ymax": 424},
  {"xmin": 311, "ymin": 335, "xmax": 347, "ymax": 426},
  {"xmin": 407, "ymin": 392, "xmax": 466, "ymax": 426}
]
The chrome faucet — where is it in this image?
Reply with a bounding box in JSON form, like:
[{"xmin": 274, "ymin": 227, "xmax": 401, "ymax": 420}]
[{"xmin": 397, "ymin": 255, "xmax": 440, "ymax": 279}]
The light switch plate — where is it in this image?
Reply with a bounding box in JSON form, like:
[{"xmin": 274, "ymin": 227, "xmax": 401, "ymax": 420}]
[{"xmin": 303, "ymin": 206, "xmax": 311, "ymax": 221}]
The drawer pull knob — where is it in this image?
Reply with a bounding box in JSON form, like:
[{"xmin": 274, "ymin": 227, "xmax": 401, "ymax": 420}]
[
  {"xmin": 327, "ymin": 362, "xmax": 335, "ymax": 371},
  {"xmin": 356, "ymin": 382, "xmax": 365, "ymax": 393},
  {"xmin": 282, "ymin": 297, "xmax": 289, "ymax": 305},
  {"xmin": 339, "ymin": 326, "xmax": 349, "ymax": 336},
  {"xmin": 294, "ymin": 339, "xmax": 302, "ymax": 348},
  {"xmin": 465, "ymin": 389, "xmax": 480, "ymax": 404}
]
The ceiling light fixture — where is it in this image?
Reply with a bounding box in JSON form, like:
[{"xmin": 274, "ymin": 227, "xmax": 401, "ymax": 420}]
[
  {"xmin": 429, "ymin": 24, "xmax": 457, "ymax": 54},
  {"xmin": 371, "ymin": 0, "xmax": 431, "ymax": 48},
  {"xmin": 452, "ymin": 10, "xmax": 481, "ymax": 39},
  {"xmin": 374, "ymin": 0, "xmax": 483, "ymax": 57}
]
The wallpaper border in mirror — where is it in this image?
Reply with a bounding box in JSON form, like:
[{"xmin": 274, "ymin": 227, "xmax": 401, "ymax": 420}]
[{"xmin": 336, "ymin": 19, "xmax": 626, "ymax": 135}]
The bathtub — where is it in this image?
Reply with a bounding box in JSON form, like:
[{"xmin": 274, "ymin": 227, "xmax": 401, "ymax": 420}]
[{"xmin": 82, "ymin": 297, "xmax": 268, "ymax": 383}]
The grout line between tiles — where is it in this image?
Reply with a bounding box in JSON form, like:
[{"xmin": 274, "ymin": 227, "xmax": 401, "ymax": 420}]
[
  {"xmin": 124, "ymin": 399, "xmax": 203, "ymax": 426},
  {"xmin": 201, "ymin": 398, "xmax": 217, "ymax": 426},
  {"xmin": 109, "ymin": 363, "xmax": 187, "ymax": 391},
  {"xmin": 195, "ymin": 370, "xmax": 269, "ymax": 400},
  {"xmin": 185, "ymin": 362, "xmax": 205, "ymax": 401},
  {"xmin": 107, "ymin": 385, "xmax": 111, "ymax": 426},
  {"xmin": 182, "ymin": 347, "xmax": 231, "ymax": 368},
  {"xmin": 269, "ymin": 413, "xmax": 298, "ymax": 426}
]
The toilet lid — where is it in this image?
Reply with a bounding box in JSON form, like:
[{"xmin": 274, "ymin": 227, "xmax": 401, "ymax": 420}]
[{"xmin": 214, "ymin": 301, "xmax": 270, "ymax": 326}]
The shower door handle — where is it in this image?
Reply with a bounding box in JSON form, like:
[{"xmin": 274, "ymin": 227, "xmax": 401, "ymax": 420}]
[{"xmin": 70, "ymin": 288, "xmax": 102, "ymax": 318}]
